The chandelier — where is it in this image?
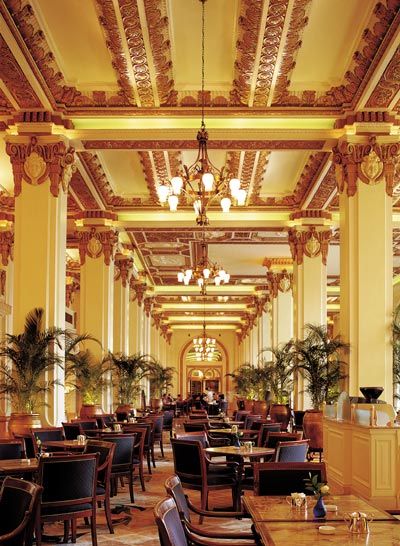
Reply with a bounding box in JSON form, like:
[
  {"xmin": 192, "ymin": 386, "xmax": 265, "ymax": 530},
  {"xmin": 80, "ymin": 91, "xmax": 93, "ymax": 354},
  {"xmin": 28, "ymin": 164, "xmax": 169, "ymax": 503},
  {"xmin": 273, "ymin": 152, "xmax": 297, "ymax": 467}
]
[
  {"xmin": 192, "ymin": 296, "xmax": 216, "ymax": 361},
  {"xmin": 156, "ymin": 0, "xmax": 246, "ymax": 227},
  {"xmin": 177, "ymin": 231, "xmax": 229, "ymax": 294}
]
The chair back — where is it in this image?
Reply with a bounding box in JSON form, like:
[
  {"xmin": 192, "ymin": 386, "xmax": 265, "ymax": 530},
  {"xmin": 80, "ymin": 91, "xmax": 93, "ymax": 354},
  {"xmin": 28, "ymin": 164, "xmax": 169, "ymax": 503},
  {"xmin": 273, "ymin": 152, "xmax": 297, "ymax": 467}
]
[
  {"xmin": 163, "ymin": 410, "xmax": 174, "ymax": 430},
  {"xmin": 258, "ymin": 423, "xmax": 283, "ymax": 446},
  {"xmin": 265, "ymin": 432, "xmax": 302, "ymax": 449},
  {"xmin": 32, "ymin": 427, "xmax": 64, "ymax": 443},
  {"xmin": 244, "ymin": 415, "xmax": 262, "ymax": 429},
  {"xmin": 253, "ymin": 462, "xmax": 326, "ymax": 496},
  {"xmin": 62, "ymin": 422, "xmax": 82, "ymax": 440},
  {"xmin": 188, "ymin": 413, "xmax": 207, "ymax": 420},
  {"xmin": 116, "ymin": 411, "xmax": 129, "ymax": 422},
  {"xmin": 122, "ymin": 427, "xmax": 146, "ymax": 463},
  {"xmin": 174, "ymin": 431, "xmax": 209, "ymax": 448},
  {"xmin": 0, "ymin": 476, "xmax": 42, "ymax": 546},
  {"xmin": 275, "ymin": 440, "xmax": 309, "ymax": 462},
  {"xmin": 171, "ymin": 439, "xmax": 205, "ymax": 485},
  {"xmin": 95, "ymin": 414, "xmax": 115, "ymax": 429},
  {"xmin": 151, "ymin": 415, "xmax": 164, "ymax": 436},
  {"xmin": 154, "ymin": 496, "xmax": 188, "ymax": 546},
  {"xmin": 0, "ymin": 440, "xmax": 23, "ymax": 460},
  {"xmin": 84, "ymin": 440, "xmax": 115, "ymax": 486},
  {"xmin": 164, "ymin": 475, "xmax": 191, "ymax": 521},
  {"xmin": 72, "ymin": 419, "xmax": 98, "ymax": 431},
  {"xmin": 105, "ymin": 434, "xmax": 135, "ymax": 469},
  {"xmin": 38, "ymin": 453, "xmax": 98, "ymax": 510},
  {"xmin": 293, "ymin": 410, "xmax": 306, "ymax": 431},
  {"xmin": 235, "ymin": 410, "xmax": 251, "ymax": 422},
  {"xmin": 130, "ymin": 423, "xmax": 152, "ymax": 451},
  {"xmin": 183, "ymin": 421, "xmax": 208, "ymax": 432}
]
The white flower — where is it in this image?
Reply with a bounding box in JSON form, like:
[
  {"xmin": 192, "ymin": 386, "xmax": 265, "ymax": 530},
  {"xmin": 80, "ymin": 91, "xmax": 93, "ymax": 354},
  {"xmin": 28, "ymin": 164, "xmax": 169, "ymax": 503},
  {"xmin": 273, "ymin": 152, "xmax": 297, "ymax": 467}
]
[{"xmin": 320, "ymin": 485, "xmax": 330, "ymax": 494}]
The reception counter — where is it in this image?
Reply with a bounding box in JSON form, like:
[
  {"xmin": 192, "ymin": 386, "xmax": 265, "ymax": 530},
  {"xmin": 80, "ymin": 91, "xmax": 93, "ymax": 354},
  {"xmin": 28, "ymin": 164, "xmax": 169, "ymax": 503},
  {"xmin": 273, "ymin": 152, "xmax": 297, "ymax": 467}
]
[{"xmin": 323, "ymin": 415, "xmax": 400, "ymax": 509}]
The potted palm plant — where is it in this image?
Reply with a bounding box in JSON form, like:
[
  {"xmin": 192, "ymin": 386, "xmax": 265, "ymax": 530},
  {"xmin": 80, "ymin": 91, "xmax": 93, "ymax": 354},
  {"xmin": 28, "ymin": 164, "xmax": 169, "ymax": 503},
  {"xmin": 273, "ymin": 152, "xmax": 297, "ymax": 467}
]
[
  {"xmin": 148, "ymin": 361, "xmax": 176, "ymax": 410},
  {"xmin": 293, "ymin": 324, "xmax": 349, "ymax": 441},
  {"xmin": 227, "ymin": 363, "xmax": 260, "ymax": 412},
  {"xmin": 108, "ymin": 352, "xmax": 155, "ymax": 414},
  {"xmin": 65, "ymin": 350, "xmax": 111, "ymax": 417}
]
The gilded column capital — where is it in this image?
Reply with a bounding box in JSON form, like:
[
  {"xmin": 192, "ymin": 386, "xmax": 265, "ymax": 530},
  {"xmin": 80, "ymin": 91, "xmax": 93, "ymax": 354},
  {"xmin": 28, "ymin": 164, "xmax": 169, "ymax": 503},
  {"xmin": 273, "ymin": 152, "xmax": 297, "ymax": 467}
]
[
  {"xmin": 288, "ymin": 226, "xmax": 331, "ymax": 266},
  {"xmin": 77, "ymin": 226, "xmax": 118, "ymax": 266},
  {"xmin": 332, "ymin": 136, "xmax": 400, "ymax": 197},
  {"xmin": 143, "ymin": 296, "xmax": 153, "ymax": 318},
  {"xmin": 6, "ymin": 136, "xmax": 75, "ymax": 197},
  {"xmin": 114, "ymin": 256, "xmax": 134, "ymax": 287},
  {"xmin": 266, "ymin": 270, "xmax": 293, "ymax": 298},
  {"xmin": 0, "ymin": 230, "xmax": 14, "ymax": 266},
  {"xmin": 130, "ymin": 277, "xmax": 147, "ymax": 307},
  {"xmin": 66, "ymin": 276, "xmax": 80, "ymax": 307}
]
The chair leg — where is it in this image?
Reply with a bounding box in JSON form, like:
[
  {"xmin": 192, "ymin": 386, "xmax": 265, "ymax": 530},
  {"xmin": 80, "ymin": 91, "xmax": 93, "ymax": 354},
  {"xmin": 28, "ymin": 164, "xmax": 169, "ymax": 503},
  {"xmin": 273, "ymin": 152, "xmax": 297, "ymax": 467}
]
[
  {"xmin": 199, "ymin": 489, "xmax": 207, "ymax": 524},
  {"xmin": 71, "ymin": 518, "xmax": 77, "ymax": 543},
  {"xmin": 160, "ymin": 437, "xmax": 164, "ymax": 458},
  {"xmin": 90, "ymin": 510, "xmax": 98, "ymax": 546},
  {"xmin": 63, "ymin": 520, "xmax": 70, "ymax": 543},
  {"xmin": 139, "ymin": 462, "xmax": 145, "ymax": 491},
  {"xmin": 35, "ymin": 521, "xmax": 42, "ymax": 546},
  {"xmin": 104, "ymin": 497, "xmax": 114, "ymax": 534},
  {"xmin": 119, "ymin": 476, "xmax": 124, "ymax": 487},
  {"xmin": 129, "ymin": 472, "xmax": 134, "ymax": 503},
  {"xmin": 151, "ymin": 445, "xmax": 156, "ymax": 468},
  {"xmin": 147, "ymin": 451, "xmax": 152, "ymax": 474}
]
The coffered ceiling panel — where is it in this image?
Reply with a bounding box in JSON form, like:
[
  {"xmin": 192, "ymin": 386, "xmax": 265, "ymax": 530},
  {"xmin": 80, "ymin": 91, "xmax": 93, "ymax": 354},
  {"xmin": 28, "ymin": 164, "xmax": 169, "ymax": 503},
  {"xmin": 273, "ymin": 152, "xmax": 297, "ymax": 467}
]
[
  {"xmin": 259, "ymin": 151, "xmax": 310, "ymax": 197},
  {"xmin": 97, "ymin": 151, "xmax": 149, "ymax": 197}
]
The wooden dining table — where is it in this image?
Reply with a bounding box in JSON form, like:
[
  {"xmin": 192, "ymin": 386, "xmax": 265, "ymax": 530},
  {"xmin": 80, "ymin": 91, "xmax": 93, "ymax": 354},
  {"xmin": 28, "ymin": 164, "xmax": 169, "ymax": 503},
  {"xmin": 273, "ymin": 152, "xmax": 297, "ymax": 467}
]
[
  {"xmin": 0, "ymin": 458, "xmax": 38, "ymax": 475},
  {"xmin": 205, "ymin": 445, "xmax": 274, "ymax": 459},
  {"xmin": 42, "ymin": 440, "xmax": 86, "ymax": 451}
]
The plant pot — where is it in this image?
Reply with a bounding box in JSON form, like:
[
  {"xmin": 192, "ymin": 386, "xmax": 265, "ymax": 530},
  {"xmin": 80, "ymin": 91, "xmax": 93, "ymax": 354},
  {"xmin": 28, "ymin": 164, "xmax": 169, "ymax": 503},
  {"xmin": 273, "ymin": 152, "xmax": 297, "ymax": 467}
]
[
  {"xmin": 79, "ymin": 404, "xmax": 104, "ymax": 418},
  {"xmin": 244, "ymin": 399, "xmax": 255, "ymax": 413},
  {"xmin": 151, "ymin": 398, "xmax": 163, "ymax": 411},
  {"xmin": 269, "ymin": 404, "xmax": 291, "ymax": 431},
  {"xmin": 9, "ymin": 412, "xmax": 41, "ymax": 437},
  {"xmin": 253, "ymin": 400, "xmax": 268, "ymax": 416},
  {"xmin": 116, "ymin": 403, "xmax": 135, "ymax": 415},
  {"xmin": 303, "ymin": 410, "xmax": 323, "ymax": 450}
]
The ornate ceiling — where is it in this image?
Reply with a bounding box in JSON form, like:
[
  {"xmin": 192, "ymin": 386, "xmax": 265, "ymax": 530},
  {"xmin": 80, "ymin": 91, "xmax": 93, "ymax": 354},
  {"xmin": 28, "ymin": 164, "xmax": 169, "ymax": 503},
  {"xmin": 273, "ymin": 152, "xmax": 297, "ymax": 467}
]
[{"xmin": 0, "ymin": 0, "xmax": 399, "ymax": 334}]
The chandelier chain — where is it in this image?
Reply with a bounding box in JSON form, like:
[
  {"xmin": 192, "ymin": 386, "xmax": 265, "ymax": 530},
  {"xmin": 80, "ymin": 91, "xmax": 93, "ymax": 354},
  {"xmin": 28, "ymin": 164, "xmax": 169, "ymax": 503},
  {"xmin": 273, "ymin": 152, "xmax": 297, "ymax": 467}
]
[{"xmin": 201, "ymin": 0, "xmax": 205, "ymax": 128}]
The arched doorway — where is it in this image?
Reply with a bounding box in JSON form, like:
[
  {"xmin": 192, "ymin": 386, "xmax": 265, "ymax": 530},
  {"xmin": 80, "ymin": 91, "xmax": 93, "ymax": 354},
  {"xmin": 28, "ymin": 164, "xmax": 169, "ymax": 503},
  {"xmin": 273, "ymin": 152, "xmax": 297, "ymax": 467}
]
[{"xmin": 187, "ymin": 367, "xmax": 222, "ymax": 395}]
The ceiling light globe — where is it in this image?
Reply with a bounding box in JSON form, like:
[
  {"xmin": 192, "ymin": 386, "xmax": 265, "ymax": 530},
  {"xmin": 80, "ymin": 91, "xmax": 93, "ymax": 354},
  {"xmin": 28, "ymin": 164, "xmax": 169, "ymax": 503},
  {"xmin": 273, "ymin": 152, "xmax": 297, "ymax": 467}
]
[
  {"xmin": 183, "ymin": 276, "xmax": 190, "ymax": 286},
  {"xmin": 220, "ymin": 197, "xmax": 231, "ymax": 213},
  {"xmin": 236, "ymin": 188, "xmax": 246, "ymax": 206},
  {"xmin": 229, "ymin": 178, "xmax": 240, "ymax": 194},
  {"xmin": 193, "ymin": 200, "xmax": 201, "ymax": 214},
  {"xmin": 171, "ymin": 176, "xmax": 183, "ymax": 195},
  {"xmin": 198, "ymin": 278, "xmax": 204, "ymax": 287},
  {"xmin": 168, "ymin": 194, "xmax": 179, "ymax": 211},
  {"xmin": 157, "ymin": 184, "xmax": 169, "ymax": 203},
  {"xmin": 218, "ymin": 269, "xmax": 226, "ymax": 279},
  {"xmin": 202, "ymin": 172, "xmax": 214, "ymax": 191},
  {"xmin": 203, "ymin": 268, "xmax": 210, "ymax": 279},
  {"xmin": 177, "ymin": 271, "xmax": 184, "ymax": 282},
  {"xmin": 214, "ymin": 276, "xmax": 221, "ymax": 286},
  {"xmin": 224, "ymin": 273, "xmax": 230, "ymax": 283},
  {"xmin": 185, "ymin": 269, "xmax": 193, "ymax": 279}
]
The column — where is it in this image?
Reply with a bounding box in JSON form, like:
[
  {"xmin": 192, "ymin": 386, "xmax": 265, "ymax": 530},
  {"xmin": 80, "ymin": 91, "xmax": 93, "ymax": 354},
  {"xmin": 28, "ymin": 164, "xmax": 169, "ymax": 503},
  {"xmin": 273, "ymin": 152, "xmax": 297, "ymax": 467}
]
[
  {"xmin": 288, "ymin": 211, "xmax": 333, "ymax": 409},
  {"xmin": 76, "ymin": 211, "xmax": 118, "ymax": 413},
  {"xmin": 333, "ymin": 135, "xmax": 399, "ymax": 397},
  {"xmin": 128, "ymin": 288, "xmax": 139, "ymax": 354},
  {"xmin": 113, "ymin": 255, "xmax": 133, "ymax": 355},
  {"xmin": 6, "ymin": 135, "xmax": 75, "ymax": 425},
  {"xmin": 265, "ymin": 259, "xmax": 293, "ymax": 347}
]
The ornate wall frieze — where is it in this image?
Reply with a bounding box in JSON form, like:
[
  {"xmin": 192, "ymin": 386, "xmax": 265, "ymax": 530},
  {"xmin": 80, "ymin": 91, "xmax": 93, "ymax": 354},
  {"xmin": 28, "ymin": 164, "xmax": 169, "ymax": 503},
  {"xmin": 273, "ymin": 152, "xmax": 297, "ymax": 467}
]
[
  {"xmin": 6, "ymin": 137, "xmax": 75, "ymax": 197},
  {"xmin": 332, "ymin": 136, "xmax": 400, "ymax": 197},
  {"xmin": 307, "ymin": 165, "xmax": 337, "ymax": 210},
  {"xmin": 77, "ymin": 226, "xmax": 118, "ymax": 266},
  {"xmin": 0, "ymin": 35, "xmax": 42, "ymax": 108},
  {"xmin": 114, "ymin": 256, "xmax": 133, "ymax": 287},
  {"xmin": 366, "ymin": 45, "xmax": 400, "ymax": 107},
  {"xmin": 69, "ymin": 170, "xmax": 100, "ymax": 211},
  {"xmin": 118, "ymin": 0, "xmax": 155, "ymax": 107},
  {"xmin": 83, "ymin": 139, "xmax": 326, "ymax": 150},
  {"xmin": 288, "ymin": 227, "xmax": 331, "ymax": 265},
  {"xmin": 0, "ymin": 231, "xmax": 13, "ymax": 266},
  {"xmin": 248, "ymin": 151, "xmax": 270, "ymax": 204},
  {"xmin": 289, "ymin": 209, "xmax": 332, "ymax": 221}
]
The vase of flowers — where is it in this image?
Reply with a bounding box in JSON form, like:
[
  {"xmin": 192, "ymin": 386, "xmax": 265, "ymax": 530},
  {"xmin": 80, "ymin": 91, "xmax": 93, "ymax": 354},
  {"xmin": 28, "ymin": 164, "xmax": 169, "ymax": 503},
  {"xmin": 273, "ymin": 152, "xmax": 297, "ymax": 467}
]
[{"xmin": 304, "ymin": 474, "xmax": 330, "ymax": 518}]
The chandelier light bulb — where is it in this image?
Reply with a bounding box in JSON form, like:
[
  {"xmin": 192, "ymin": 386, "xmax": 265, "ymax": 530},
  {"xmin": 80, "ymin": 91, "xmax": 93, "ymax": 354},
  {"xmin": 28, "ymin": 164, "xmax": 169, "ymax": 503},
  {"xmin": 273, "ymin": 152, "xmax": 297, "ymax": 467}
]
[
  {"xmin": 193, "ymin": 200, "xmax": 201, "ymax": 214},
  {"xmin": 185, "ymin": 269, "xmax": 193, "ymax": 279},
  {"xmin": 157, "ymin": 184, "xmax": 169, "ymax": 204},
  {"xmin": 203, "ymin": 267, "xmax": 210, "ymax": 279},
  {"xmin": 218, "ymin": 269, "xmax": 226, "ymax": 280},
  {"xmin": 224, "ymin": 273, "xmax": 230, "ymax": 283},
  {"xmin": 202, "ymin": 172, "xmax": 214, "ymax": 191},
  {"xmin": 229, "ymin": 178, "xmax": 240, "ymax": 195},
  {"xmin": 177, "ymin": 271, "xmax": 184, "ymax": 282},
  {"xmin": 168, "ymin": 194, "xmax": 178, "ymax": 211},
  {"xmin": 220, "ymin": 197, "xmax": 231, "ymax": 212},
  {"xmin": 198, "ymin": 278, "xmax": 204, "ymax": 287},
  {"xmin": 183, "ymin": 276, "xmax": 190, "ymax": 286},
  {"xmin": 214, "ymin": 276, "xmax": 221, "ymax": 286},
  {"xmin": 171, "ymin": 176, "xmax": 183, "ymax": 195},
  {"xmin": 236, "ymin": 188, "xmax": 246, "ymax": 206}
]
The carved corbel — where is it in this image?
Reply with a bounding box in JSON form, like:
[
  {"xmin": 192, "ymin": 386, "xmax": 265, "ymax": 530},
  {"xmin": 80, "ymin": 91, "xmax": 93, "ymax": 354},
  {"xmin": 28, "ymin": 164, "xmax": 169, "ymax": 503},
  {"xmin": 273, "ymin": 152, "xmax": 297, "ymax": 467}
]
[
  {"xmin": 77, "ymin": 227, "xmax": 118, "ymax": 266},
  {"xmin": 288, "ymin": 227, "xmax": 331, "ymax": 266},
  {"xmin": 0, "ymin": 231, "xmax": 14, "ymax": 266},
  {"xmin": 114, "ymin": 257, "xmax": 133, "ymax": 287}
]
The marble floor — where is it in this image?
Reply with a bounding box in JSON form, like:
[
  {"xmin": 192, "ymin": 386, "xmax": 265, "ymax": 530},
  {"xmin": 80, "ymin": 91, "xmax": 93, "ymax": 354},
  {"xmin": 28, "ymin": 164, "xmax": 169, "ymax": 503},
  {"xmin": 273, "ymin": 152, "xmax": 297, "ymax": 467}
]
[{"xmin": 45, "ymin": 432, "xmax": 252, "ymax": 545}]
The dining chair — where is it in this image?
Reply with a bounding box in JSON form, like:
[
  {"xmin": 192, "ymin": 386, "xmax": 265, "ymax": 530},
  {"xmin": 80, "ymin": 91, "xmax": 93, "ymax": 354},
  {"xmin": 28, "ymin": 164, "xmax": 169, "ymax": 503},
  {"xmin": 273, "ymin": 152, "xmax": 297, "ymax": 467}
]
[
  {"xmin": 95, "ymin": 414, "xmax": 116, "ymax": 429},
  {"xmin": 103, "ymin": 434, "xmax": 136, "ymax": 503},
  {"xmin": 264, "ymin": 431, "xmax": 303, "ymax": 449},
  {"xmin": 162, "ymin": 410, "xmax": 174, "ymax": 438},
  {"xmin": 36, "ymin": 453, "xmax": 99, "ymax": 545},
  {"xmin": 274, "ymin": 440, "xmax": 309, "ymax": 462},
  {"xmin": 31, "ymin": 427, "xmax": 65, "ymax": 455},
  {"xmin": 183, "ymin": 421, "xmax": 208, "ymax": 432},
  {"xmin": 71, "ymin": 419, "xmax": 98, "ymax": 437},
  {"xmin": 150, "ymin": 415, "xmax": 165, "ymax": 458},
  {"xmin": 0, "ymin": 477, "xmax": 42, "ymax": 546},
  {"xmin": 62, "ymin": 422, "xmax": 82, "ymax": 440},
  {"xmin": 83, "ymin": 439, "xmax": 115, "ymax": 534},
  {"xmin": 244, "ymin": 415, "xmax": 263, "ymax": 430},
  {"xmin": 123, "ymin": 426, "xmax": 146, "ymax": 491},
  {"xmin": 171, "ymin": 438, "xmax": 241, "ymax": 518},
  {"xmin": 174, "ymin": 431, "xmax": 209, "ymax": 448},
  {"xmin": 0, "ymin": 440, "xmax": 24, "ymax": 460},
  {"xmin": 253, "ymin": 462, "xmax": 327, "ymax": 496},
  {"xmin": 257, "ymin": 423, "xmax": 281, "ymax": 447}
]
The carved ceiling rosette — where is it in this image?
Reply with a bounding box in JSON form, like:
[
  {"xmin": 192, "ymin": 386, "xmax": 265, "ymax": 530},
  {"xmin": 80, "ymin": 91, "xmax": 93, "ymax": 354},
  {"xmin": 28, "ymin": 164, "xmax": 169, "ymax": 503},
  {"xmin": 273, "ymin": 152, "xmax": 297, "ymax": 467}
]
[
  {"xmin": 333, "ymin": 136, "xmax": 400, "ymax": 197},
  {"xmin": 6, "ymin": 137, "xmax": 75, "ymax": 197},
  {"xmin": 77, "ymin": 226, "xmax": 118, "ymax": 266},
  {"xmin": 288, "ymin": 227, "xmax": 331, "ymax": 266}
]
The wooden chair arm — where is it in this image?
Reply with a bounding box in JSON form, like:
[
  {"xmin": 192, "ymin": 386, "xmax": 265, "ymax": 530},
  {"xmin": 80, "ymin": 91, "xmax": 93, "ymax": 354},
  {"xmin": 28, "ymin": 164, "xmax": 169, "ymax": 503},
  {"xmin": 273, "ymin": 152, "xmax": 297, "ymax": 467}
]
[
  {"xmin": 184, "ymin": 519, "xmax": 256, "ymax": 541},
  {"xmin": 0, "ymin": 511, "xmax": 31, "ymax": 543},
  {"xmin": 204, "ymin": 457, "xmax": 239, "ymax": 469},
  {"xmin": 185, "ymin": 495, "xmax": 249, "ymax": 519}
]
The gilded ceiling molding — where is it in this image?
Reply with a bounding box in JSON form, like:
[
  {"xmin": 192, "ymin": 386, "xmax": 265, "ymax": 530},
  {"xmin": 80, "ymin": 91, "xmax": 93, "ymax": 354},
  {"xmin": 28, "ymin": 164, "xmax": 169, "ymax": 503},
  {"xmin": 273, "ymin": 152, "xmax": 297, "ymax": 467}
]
[
  {"xmin": 332, "ymin": 136, "xmax": 400, "ymax": 197},
  {"xmin": 6, "ymin": 137, "xmax": 75, "ymax": 197},
  {"xmin": 138, "ymin": 151, "xmax": 166, "ymax": 204},
  {"xmin": 0, "ymin": 89, "xmax": 12, "ymax": 113},
  {"xmin": 142, "ymin": 0, "xmax": 177, "ymax": 106},
  {"xmin": 69, "ymin": 170, "xmax": 100, "ymax": 211},
  {"xmin": 83, "ymin": 140, "xmax": 326, "ymax": 150},
  {"xmin": 307, "ymin": 165, "xmax": 337, "ymax": 210},
  {"xmin": 143, "ymin": 296, "xmax": 153, "ymax": 317},
  {"xmin": 288, "ymin": 227, "xmax": 331, "ymax": 266},
  {"xmin": 0, "ymin": 230, "xmax": 14, "ymax": 266},
  {"xmin": 239, "ymin": 151, "xmax": 258, "ymax": 194},
  {"xmin": 271, "ymin": 0, "xmax": 312, "ymax": 106},
  {"xmin": 77, "ymin": 226, "xmax": 118, "ymax": 266},
  {"xmin": 231, "ymin": 0, "xmax": 264, "ymax": 105},
  {"xmin": 3, "ymin": 0, "xmax": 130, "ymax": 107},
  {"xmin": 253, "ymin": 0, "xmax": 290, "ymax": 107},
  {"xmin": 289, "ymin": 209, "xmax": 332, "ymax": 221},
  {"xmin": 365, "ymin": 45, "xmax": 400, "ymax": 108},
  {"xmin": 114, "ymin": 256, "xmax": 133, "ymax": 287},
  {"xmin": 248, "ymin": 151, "xmax": 270, "ymax": 204},
  {"xmin": 273, "ymin": 0, "xmax": 400, "ymax": 107},
  {"xmin": 118, "ymin": 0, "xmax": 155, "ymax": 107},
  {"xmin": 334, "ymin": 111, "xmax": 398, "ymax": 129},
  {"xmin": 95, "ymin": 0, "xmax": 136, "ymax": 105},
  {"xmin": 266, "ymin": 270, "xmax": 293, "ymax": 298},
  {"xmin": 0, "ymin": 35, "xmax": 42, "ymax": 108}
]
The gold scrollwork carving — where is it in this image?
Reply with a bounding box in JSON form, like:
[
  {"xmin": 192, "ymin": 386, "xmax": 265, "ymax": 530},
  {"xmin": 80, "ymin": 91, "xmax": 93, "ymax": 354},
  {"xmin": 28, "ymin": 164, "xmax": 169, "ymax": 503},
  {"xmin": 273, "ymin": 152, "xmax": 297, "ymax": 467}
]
[
  {"xmin": 288, "ymin": 227, "xmax": 331, "ymax": 266},
  {"xmin": 77, "ymin": 227, "xmax": 118, "ymax": 266}
]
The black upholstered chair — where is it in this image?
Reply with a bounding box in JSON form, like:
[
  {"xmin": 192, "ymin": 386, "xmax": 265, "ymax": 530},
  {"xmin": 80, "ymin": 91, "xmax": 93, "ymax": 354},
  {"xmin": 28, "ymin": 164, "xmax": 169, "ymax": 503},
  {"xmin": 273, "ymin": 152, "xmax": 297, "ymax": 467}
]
[
  {"xmin": 150, "ymin": 415, "xmax": 165, "ymax": 458},
  {"xmin": 95, "ymin": 414, "xmax": 115, "ymax": 429},
  {"xmin": 264, "ymin": 431, "xmax": 303, "ymax": 449},
  {"xmin": 31, "ymin": 428, "xmax": 64, "ymax": 455},
  {"xmin": 130, "ymin": 422, "xmax": 152, "ymax": 473},
  {"xmin": 123, "ymin": 425, "xmax": 146, "ymax": 491},
  {"xmin": 62, "ymin": 422, "xmax": 81, "ymax": 440},
  {"xmin": 174, "ymin": 431, "xmax": 209, "ymax": 448},
  {"xmin": 37, "ymin": 453, "xmax": 99, "ymax": 545},
  {"xmin": 171, "ymin": 438, "xmax": 241, "ymax": 518},
  {"xmin": 162, "ymin": 410, "xmax": 174, "ymax": 438},
  {"xmin": 274, "ymin": 440, "xmax": 309, "ymax": 462},
  {"xmin": 183, "ymin": 421, "xmax": 208, "ymax": 432},
  {"xmin": 84, "ymin": 439, "xmax": 115, "ymax": 534},
  {"xmin": 244, "ymin": 415, "xmax": 263, "ymax": 430},
  {"xmin": 0, "ymin": 477, "xmax": 42, "ymax": 546},
  {"xmin": 71, "ymin": 419, "xmax": 98, "ymax": 436},
  {"xmin": 104, "ymin": 434, "xmax": 136, "ymax": 503},
  {"xmin": 0, "ymin": 440, "xmax": 24, "ymax": 460},
  {"xmin": 253, "ymin": 462, "xmax": 327, "ymax": 496},
  {"xmin": 257, "ymin": 423, "xmax": 281, "ymax": 447}
]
